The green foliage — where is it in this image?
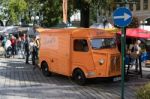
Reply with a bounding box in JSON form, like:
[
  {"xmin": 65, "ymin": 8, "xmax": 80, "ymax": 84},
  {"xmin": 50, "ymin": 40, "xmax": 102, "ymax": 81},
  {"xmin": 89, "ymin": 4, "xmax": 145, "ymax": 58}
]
[
  {"xmin": 1, "ymin": 0, "xmax": 115, "ymax": 27},
  {"xmin": 72, "ymin": 0, "xmax": 114, "ymax": 27},
  {"xmin": 73, "ymin": 0, "xmax": 114, "ymax": 10},
  {"xmin": 137, "ymin": 83, "xmax": 150, "ymax": 99},
  {"xmin": 0, "ymin": 0, "xmax": 28, "ymax": 25},
  {"xmin": 39, "ymin": 0, "xmax": 62, "ymax": 27}
]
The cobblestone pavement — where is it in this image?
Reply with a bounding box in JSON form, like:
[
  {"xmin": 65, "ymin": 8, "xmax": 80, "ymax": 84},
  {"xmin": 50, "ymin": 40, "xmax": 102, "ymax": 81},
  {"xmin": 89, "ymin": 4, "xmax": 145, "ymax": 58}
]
[{"xmin": 0, "ymin": 57, "xmax": 150, "ymax": 99}]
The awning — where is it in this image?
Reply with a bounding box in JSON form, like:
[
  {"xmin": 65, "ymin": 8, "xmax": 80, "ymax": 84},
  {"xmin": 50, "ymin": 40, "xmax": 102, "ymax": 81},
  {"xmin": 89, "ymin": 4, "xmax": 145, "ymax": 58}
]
[
  {"xmin": 118, "ymin": 28, "xmax": 150, "ymax": 39},
  {"xmin": 0, "ymin": 26, "xmax": 19, "ymax": 35}
]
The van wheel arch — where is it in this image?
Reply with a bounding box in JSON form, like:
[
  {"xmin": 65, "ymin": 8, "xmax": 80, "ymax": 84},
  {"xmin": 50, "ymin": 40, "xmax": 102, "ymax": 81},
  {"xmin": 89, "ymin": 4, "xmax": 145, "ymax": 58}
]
[
  {"xmin": 41, "ymin": 61, "xmax": 51, "ymax": 77},
  {"xmin": 72, "ymin": 68, "xmax": 86, "ymax": 85}
]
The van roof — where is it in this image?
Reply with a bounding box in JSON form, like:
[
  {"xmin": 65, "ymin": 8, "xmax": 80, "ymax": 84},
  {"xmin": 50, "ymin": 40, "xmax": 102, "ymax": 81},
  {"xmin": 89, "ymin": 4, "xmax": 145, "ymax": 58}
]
[{"xmin": 36, "ymin": 28, "xmax": 116, "ymax": 38}]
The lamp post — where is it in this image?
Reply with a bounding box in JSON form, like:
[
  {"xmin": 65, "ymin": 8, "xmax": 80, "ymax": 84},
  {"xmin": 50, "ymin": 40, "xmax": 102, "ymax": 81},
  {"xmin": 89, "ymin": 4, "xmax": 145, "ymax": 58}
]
[
  {"xmin": 31, "ymin": 16, "xmax": 35, "ymax": 26},
  {"xmin": 31, "ymin": 15, "xmax": 40, "ymax": 27},
  {"xmin": 35, "ymin": 16, "xmax": 39, "ymax": 26}
]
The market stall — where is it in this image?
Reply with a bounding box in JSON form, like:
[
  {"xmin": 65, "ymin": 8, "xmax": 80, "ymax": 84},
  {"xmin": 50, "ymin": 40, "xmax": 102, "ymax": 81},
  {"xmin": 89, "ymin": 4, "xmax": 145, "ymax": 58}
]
[{"xmin": 118, "ymin": 28, "xmax": 150, "ymax": 77}]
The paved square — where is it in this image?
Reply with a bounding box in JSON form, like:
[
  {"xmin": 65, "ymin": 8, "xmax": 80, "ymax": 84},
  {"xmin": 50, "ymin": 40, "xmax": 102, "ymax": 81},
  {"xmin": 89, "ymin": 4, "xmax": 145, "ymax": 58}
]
[{"xmin": 0, "ymin": 57, "xmax": 149, "ymax": 99}]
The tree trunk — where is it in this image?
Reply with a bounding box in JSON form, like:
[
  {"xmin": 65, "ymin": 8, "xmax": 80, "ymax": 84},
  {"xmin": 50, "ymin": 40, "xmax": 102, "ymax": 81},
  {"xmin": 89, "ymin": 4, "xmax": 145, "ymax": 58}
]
[
  {"xmin": 80, "ymin": 4, "xmax": 89, "ymax": 28},
  {"xmin": 0, "ymin": 20, "xmax": 3, "ymax": 26}
]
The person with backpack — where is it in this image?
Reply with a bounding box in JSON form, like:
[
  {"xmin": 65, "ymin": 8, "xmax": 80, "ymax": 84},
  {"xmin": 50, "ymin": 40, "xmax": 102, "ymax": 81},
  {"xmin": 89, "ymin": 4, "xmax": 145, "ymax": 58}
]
[{"xmin": 30, "ymin": 37, "xmax": 39, "ymax": 65}]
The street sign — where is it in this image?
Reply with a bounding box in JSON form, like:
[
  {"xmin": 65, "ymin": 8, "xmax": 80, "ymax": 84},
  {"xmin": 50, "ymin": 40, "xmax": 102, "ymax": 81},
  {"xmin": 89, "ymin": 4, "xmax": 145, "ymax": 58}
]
[
  {"xmin": 113, "ymin": 7, "xmax": 132, "ymax": 99},
  {"xmin": 113, "ymin": 7, "xmax": 132, "ymax": 27}
]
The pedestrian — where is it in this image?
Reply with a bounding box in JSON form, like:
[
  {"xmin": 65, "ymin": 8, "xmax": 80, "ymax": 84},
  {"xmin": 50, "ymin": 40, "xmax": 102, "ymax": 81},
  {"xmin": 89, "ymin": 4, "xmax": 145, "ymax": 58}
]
[
  {"xmin": 17, "ymin": 37, "xmax": 22, "ymax": 58},
  {"xmin": 4, "ymin": 36, "xmax": 12, "ymax": 58},
  {"xmin": 10, "ymin": 35, "xmax": 16, "ymax": 57},
  {"xmin": 35, "ymin": 35, "xmax": 40, "ymax": 59},
  {"xmin": 24, "ymin": 35, "xmax": 30, "ymax": 64},
  {"xmin": 30, "ymin": 37, "xmax": 37, "ymax": 65},
  {"xmin": 0, "ymin": 41, "xmax": 5, "ymax": 56},
  {"xmin": 2, "ymin": 36, "xmax": 7, "ymax": 47},
  {"xmin": 130, "ymin": 40, "xmax": 142, "ymax": 64}
]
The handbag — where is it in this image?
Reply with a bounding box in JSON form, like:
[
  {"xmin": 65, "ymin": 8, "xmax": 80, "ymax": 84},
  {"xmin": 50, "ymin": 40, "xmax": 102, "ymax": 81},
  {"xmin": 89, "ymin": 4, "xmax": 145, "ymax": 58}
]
[{"xmin": 130, "ymin": 52, "xmax": 139, "ymax": 59}]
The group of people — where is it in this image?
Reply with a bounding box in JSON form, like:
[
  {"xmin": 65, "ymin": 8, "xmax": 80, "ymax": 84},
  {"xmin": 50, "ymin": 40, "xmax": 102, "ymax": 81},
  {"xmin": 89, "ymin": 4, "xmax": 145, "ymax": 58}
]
[
  {"xmin": 0, "ymin": 33, "xmax": 40, "ymax": 65},
  {"xmin": 0, "ymin": 34, "xmax": 19, "ymax": 57},
  {"xmin": 24, "ymin": 35, "xmax": 40, "ymax": 65}
]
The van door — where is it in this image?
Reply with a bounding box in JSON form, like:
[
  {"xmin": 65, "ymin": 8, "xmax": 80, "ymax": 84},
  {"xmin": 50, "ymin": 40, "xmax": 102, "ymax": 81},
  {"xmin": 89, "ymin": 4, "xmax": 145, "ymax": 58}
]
[{"xmin": 72, "ymin": 38, "xmax": 95, "ymax": 74}]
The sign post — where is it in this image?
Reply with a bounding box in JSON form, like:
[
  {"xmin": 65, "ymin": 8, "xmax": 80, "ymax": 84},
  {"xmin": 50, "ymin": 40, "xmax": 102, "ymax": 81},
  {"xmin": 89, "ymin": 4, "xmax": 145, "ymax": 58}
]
[{"xmin": 113, "ymin": 7, "xmax": 132, "ymax": 99}]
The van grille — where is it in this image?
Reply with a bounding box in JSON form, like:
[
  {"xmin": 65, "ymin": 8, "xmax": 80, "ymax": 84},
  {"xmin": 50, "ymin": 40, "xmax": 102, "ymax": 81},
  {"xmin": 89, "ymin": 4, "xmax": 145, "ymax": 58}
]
[{"xmin": 110, "ymin": 55, "xmax": 121, "ymax": 74}]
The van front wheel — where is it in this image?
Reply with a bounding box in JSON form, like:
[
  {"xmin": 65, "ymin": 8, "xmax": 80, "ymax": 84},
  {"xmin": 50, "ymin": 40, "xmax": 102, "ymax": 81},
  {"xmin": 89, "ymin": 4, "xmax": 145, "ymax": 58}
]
[
  {"xmin": 41, "ymin": 62, "xmax": 51, "ymax": 77},
  {"xmin": 72, "ymin": 69, "xmax": 86, "ymax": 85}
]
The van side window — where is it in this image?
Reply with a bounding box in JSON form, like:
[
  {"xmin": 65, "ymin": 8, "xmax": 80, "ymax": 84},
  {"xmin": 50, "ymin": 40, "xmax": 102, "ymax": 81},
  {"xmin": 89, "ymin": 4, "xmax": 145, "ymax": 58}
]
[{"xmin": 74, "ymin": 39, "xmax": 89, "ymax": 52}]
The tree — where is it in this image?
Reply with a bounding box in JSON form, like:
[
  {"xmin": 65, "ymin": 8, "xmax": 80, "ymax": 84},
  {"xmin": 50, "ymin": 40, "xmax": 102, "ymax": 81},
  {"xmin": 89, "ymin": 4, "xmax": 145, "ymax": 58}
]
[
  {"xmin": 8, "ymin": 0, "xmax": 27, "ymax": 25},
  {"xmin": 40, "ymin": 0, "xmax": 62, "ymax": 27},
  {"xmin": 24, "ymin": 0, "xmax": 63, "ymax": 27},
  {"xmin": 0, "ymin": 0, "xmax": 27, "ymax": 25},
  {"xmin": 73, "ymin": 0, "xmax": 114, "ymax": 27}
]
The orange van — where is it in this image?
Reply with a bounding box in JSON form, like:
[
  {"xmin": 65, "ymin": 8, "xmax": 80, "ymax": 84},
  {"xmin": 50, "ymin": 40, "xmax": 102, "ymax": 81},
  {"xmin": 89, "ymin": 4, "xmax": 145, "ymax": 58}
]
[{"xmin": 37, "ymin": 28, "xmax": 121, "ymax": 85}]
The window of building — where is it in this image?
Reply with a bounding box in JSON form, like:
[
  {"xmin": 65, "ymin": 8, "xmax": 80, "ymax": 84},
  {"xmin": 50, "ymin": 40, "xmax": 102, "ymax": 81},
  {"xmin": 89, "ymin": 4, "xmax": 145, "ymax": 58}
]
[
  {"xmin": 136, "ymin": 0, "xmax": 140, "ymax": 10},
  {"xmin": 74, "ymin": 39, "xmax": 89, "ymax": 52},
  {"xmin": 129, "ymin": 4, "xmax": 133, "ymax": 11},
  {"xmin": 143, "ymin": 0, "xmax": 148, "ymax": 10}
]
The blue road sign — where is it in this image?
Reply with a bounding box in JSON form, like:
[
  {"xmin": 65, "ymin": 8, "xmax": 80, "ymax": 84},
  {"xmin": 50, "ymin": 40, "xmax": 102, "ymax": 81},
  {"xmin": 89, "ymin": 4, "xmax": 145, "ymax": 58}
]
[{"xmin": 113, "ymin": 7, "xmax": 132, "ymax": 27}]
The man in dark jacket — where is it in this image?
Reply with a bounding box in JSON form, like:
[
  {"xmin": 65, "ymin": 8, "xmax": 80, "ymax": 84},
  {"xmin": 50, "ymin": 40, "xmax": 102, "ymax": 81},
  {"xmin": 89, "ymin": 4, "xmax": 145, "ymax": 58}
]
[{"xmin": 24, "ymin": 35, "xmax": 30, "ymax": 64}]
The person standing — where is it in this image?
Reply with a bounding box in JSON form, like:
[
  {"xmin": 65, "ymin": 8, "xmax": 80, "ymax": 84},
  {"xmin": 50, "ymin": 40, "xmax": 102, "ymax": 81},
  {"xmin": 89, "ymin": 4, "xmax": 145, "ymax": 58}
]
[
  {"xmin": 2, "ymin": 36, "xmax": 7, "ymax": 47},
  {"xmin": 17, "ymin": 37, "xmax": 24, "ymax": 58},
  {"xmin": 130, "ymin": 40, "xmax": 142, "ymax": 65},
  {"xmin": 35, "ymin": 35, "xmax": 40, "ymax": 59},
  {"xmin": 24, "ymin": 35, "xmax": 30, "ymax": 64},
  {"xmin": 30, "ymin": 37, "xmax": 37, "ymax": 65},
  {"xmin": 10, "ymin": 35, "xmax": 16, "ymax": 57},
  {"xmin": 4, "ymin": 37, "xmax": 12, "ymax": 57}
]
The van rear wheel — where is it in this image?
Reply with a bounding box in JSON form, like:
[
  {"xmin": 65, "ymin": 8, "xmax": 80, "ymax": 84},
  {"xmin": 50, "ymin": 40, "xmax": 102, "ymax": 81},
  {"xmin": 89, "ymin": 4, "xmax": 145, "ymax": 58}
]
[
  {"xmin": 73, "ymin": 69, "xmax": 86, "ymax": 85},
  {"xmin": 41, "ymin": 62, "xmax": 51, "ymax": 77}
]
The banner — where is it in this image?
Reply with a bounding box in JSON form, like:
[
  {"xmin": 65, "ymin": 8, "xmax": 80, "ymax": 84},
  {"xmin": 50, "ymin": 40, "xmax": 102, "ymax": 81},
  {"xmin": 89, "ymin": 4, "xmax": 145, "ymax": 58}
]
[{"xmin": 63, "ymin": 0, "xmax": 67, "ymax": 23}]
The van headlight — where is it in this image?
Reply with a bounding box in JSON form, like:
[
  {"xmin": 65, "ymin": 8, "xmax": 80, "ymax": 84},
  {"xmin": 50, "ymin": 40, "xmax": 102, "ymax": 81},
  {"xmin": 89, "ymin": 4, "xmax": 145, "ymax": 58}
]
[{"xmin": 99, "ymin": 59, "xmax": 104, "ymax": 65}]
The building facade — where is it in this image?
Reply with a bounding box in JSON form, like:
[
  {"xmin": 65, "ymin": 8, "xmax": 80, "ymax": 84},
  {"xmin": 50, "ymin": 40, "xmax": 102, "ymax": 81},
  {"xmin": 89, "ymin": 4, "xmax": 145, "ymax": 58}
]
[{"xmin": 115, "ymin": 0, "xmax": 150, "ymax": 24}]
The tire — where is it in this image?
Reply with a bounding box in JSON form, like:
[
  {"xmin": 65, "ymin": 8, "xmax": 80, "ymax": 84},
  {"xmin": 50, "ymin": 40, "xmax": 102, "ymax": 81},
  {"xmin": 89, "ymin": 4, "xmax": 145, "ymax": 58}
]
[
  {"xmin": 72, "ymin": 69, "xmax": 86, "ymax": 85},
  {"xmin": 41, "ymin": 62, "xmax": 51, "ymax": 77}
]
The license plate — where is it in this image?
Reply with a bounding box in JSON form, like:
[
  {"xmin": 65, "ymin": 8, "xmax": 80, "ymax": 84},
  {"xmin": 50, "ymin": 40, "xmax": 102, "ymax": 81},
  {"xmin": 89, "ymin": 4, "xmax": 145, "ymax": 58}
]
[{"xmin": 113, "ymin": 77, "xmax": 121, "ymax": 82}]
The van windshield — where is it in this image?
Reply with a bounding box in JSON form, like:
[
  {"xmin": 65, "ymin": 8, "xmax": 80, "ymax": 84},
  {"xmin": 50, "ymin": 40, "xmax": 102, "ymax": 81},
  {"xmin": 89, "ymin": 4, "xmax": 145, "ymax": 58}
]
[{"xmin": 91, "ymin": 38, "xmax": 116, "ymax": 49}]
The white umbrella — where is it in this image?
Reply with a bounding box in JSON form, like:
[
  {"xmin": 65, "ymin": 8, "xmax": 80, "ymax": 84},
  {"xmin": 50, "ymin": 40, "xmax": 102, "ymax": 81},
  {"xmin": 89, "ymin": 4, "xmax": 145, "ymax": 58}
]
[
  {"xmin": 90, "ymin": 23, "xmax": 113, "ymax": 29},
  {"xmin": 1, "ymin": 26, "xmax": 19, "ymax": 35},
  {"xmin": 27, "ymin": 27, "xmax": 39, "ymax": 36}
]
